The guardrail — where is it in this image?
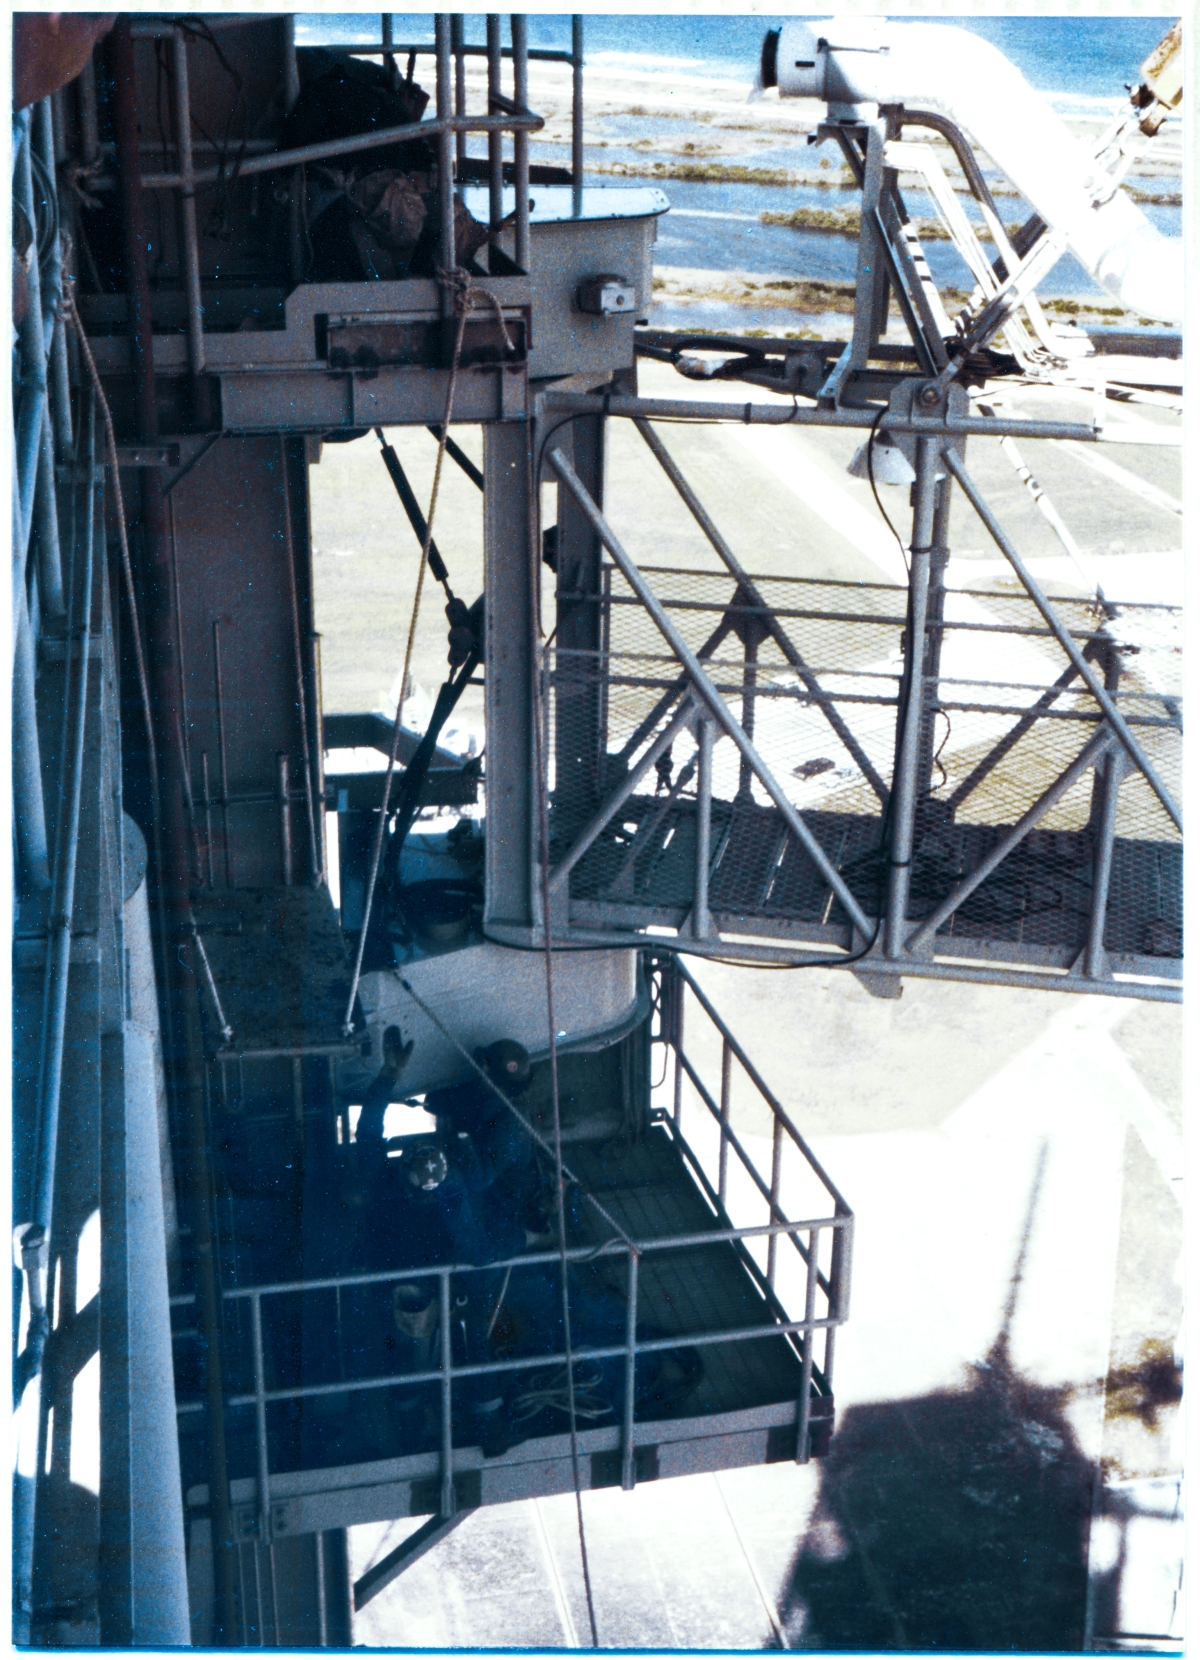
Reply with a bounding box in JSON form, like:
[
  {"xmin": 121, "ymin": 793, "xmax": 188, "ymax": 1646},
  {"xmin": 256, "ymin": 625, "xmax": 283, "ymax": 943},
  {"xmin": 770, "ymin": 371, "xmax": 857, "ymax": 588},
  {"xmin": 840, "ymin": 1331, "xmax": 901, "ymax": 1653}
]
[{"xmin": 170, "ymin": 954, "xmax": 853, "ymax": 1548}]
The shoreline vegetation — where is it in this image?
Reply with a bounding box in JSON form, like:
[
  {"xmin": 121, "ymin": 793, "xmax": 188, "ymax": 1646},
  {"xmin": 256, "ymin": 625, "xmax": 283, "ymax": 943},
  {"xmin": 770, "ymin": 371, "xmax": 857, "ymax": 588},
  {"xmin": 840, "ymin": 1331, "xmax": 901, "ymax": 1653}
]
[
  {"xmin": 649, "ymin": 268, "xmax": 1141, "ymax": 328},
  {"xmin": 587, "ymin": 155, "xmax": 1179, "ymax": 207}
]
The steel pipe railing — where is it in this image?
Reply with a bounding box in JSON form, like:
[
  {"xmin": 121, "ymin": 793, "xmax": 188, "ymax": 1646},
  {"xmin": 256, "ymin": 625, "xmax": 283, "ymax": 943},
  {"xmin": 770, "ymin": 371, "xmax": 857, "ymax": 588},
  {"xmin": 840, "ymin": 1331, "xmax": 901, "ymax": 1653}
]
[
  {"xmin": 122, "ymin": 108, "xmax": 544, "ymax": 193},
  {"xmin": 486, "ymin": 15, "xmax": 504, "ymax": 246},
  {"xmin": 635, "ymin": 417, "xmax": 889, "ymax": 804},
  {"xmin": 542, "ymin": 391, "xmax": 1179, "ymax": 446},
  {"xmin": 511, "ymin": 15, "xmax": 531, "ymax": 269},
  {"xmin": 943, "ymin": 448, "xmax": 1181, "ymax": 830},
  {"xmin": 571, "ymin": 17, "xmax": 585, "ymax": 211},
  {"xmin": 548, "ymin": 447, "xmax": 875, "ymax": 940}
]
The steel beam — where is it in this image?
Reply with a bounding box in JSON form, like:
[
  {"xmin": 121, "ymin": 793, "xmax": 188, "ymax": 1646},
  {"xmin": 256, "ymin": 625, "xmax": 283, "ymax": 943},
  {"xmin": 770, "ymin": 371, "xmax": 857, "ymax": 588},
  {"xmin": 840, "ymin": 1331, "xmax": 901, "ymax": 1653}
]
[
  {"xmin": 548, "ymin": 448, "xmax": 874, "ymax": 940},
  {"xmin": 353, "ymin": 1513, "xmax": 472, "ymax": 1611},
  {"xmin": 943, "ymin": 448, "xmax": 1181, "ymax": 831},
  {"xmin": 634, "ymin": 417, "xmax": 889, "ymax": 803},
  {"xmin": 483, "ymin": 421, "xmax": 538, "ymax": 932}
]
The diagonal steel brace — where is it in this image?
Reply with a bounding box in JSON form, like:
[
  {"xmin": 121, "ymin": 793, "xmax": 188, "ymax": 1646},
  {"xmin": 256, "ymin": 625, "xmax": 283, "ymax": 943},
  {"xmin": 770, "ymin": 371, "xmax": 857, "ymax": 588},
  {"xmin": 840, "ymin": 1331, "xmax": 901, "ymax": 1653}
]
[
  {"xmin": 905, "ymin": 727, "xmax": 1114, "ymax": 954},
  {"xmin": 944, "ymin": 449, "xmax": 1180, "ymax": 832},
  {"xmin": 633, "ymin": 416, "xmax": 891, "ymax": 804},
  {"xmin": 548, "ymin": 447, "xmax": 874, "ymax": 939}
]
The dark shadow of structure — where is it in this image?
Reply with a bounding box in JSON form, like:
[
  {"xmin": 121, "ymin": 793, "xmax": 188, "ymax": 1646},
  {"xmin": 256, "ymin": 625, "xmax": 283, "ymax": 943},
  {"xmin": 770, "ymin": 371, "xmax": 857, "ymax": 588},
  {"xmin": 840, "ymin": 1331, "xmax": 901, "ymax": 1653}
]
[
  {"xmin": 779, "ymin": 1345, "xmax": 1095, "ymax": 1650},
  {"xmin": 780, "ymin": 1138, "xmax": 1098, "ymax": 1650}
]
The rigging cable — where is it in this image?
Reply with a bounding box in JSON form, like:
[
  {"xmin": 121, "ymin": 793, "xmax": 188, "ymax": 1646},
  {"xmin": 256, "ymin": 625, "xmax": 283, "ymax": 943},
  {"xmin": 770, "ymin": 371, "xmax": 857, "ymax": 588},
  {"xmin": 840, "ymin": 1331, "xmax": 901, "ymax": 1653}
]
[
  {"xmin": 342, "ymin": 277, "xmax": 514, "ymax": 1035},
  {"xmin": 526, "ymin": 411, "xmax": 603, "ymax": 1645},
  {"xmin": 342, "ymin": 281, "xmax": 473, "ymax": 1036}
]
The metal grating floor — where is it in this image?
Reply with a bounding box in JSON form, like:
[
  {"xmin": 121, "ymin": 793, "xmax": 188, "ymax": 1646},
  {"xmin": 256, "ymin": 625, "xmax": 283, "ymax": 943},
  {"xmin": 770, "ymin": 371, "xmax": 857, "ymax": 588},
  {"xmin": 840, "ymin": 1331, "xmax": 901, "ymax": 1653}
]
[
  {"xmin": 190, "ymin": 886, "xmax": 361, "ymax": 1055},
  {"xmin": 184, "ymin": 1125, "xmax": 809, "ymax": 1490},
  {"xmin": 564, "ymin": 796, "xmax": 1182, "ymax": 969},
  {"xmin": 567, "ymin": 1126, "xmax": 807, "ymax": 1419}
]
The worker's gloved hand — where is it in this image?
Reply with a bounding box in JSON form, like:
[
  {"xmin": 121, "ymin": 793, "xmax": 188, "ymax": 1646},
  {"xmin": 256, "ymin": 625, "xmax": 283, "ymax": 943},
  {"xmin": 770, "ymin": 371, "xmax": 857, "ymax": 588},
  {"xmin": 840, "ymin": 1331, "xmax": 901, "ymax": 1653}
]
[{"xmin": 382, "ymin": 1025, "xmax": 414, "ymax": 1080}]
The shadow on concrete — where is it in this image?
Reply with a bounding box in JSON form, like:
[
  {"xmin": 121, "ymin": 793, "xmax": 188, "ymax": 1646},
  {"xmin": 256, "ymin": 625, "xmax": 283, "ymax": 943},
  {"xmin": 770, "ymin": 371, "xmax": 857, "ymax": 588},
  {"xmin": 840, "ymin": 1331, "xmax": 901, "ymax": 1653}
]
[
  {"xmin": 780, "ymin": 1139, "xmax": 1097, "ymax": 1650},
  {"xmin": 779, "ymin": 1345, "xmax": 1094, "ymax": 1650}
]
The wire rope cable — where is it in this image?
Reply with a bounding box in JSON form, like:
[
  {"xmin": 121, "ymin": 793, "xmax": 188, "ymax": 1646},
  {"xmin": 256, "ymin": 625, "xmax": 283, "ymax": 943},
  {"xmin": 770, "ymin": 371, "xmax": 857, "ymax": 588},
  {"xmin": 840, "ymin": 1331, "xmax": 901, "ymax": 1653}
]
[
  {"xmin": 341, "ymin": 275, "xmax": 499, "ymax": 1036},
  {"xmin": 526, "ymin": 417, "xmax": 603, "ymax": 1650}
]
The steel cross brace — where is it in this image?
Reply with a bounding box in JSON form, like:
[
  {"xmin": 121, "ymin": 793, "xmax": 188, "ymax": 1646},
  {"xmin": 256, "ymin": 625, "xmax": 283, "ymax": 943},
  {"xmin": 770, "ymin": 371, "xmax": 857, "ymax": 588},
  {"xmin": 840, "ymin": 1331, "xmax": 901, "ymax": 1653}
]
[
  {"xmin": 547, "ymin": 447, "xmax": 874, "ymax": 940},
  {"xmin": 633, "ymin": 416, "xmax": 890, "ymax": 804},
  {"xmin": 353, "ymin": 1511, "xmax": 474, "ymax": 1611},
  {"xmin": 944, "ymin": 448, "xmax": 1181, "ymax": 831}
]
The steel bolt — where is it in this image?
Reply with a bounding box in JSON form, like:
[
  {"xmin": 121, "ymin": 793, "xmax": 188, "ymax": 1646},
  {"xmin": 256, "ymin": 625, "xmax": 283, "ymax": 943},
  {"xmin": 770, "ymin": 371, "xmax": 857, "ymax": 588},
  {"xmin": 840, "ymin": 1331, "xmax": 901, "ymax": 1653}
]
[{"xmin": 917, "ymin": 384, "xmax": 941, "ymax": 408}]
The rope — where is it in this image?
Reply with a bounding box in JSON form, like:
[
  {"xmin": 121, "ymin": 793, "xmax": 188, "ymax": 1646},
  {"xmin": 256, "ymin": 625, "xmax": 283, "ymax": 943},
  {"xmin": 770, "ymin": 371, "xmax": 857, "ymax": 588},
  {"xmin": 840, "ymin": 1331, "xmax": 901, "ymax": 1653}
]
[
  {"xmin": 342, "ymin": 273, "xmax": 502, "ymax": 1036},
  {"xmin": 526, "ymin": 423, "xmax": 601, "ymax": 1647}
]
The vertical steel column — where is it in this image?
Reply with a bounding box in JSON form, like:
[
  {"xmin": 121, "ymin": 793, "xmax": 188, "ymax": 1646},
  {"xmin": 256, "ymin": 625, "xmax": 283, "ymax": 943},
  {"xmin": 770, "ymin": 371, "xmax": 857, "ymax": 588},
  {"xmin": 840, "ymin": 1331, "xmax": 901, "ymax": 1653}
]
[
  {"xmin": 691, "ymin": 715, "xmax": 715, "ymax": 940},
  {"xmin": 201, "ymin": 751, "xmax": 215, "ymax": 886},
  {"xmin": 14, "ymin": 110, "xmax": 49, "ymax": 561},
  {"xmin": 435, "ymin": 17, "xmax": 456, "ymax": 291},
  {"xmin": 486, "ymin": 15, "xmax": 504, "ymax": 268},
  {"xmin": 672, "ymin": 968, "xmax": 684, "ymax": 1127},
  {"xmin": 41, "ymin": 92, "xmax": 73, "ymax": 458},
  {"xmin": 438, "ymin": 1270, "xmax": 454, "ymax": 1518},
  {"xmin": 314, "ymin": 1530, "xmax": 329, "ymax": 1646},
  {"xmin": 250, "ymin": 1294, "xmax": 280, "ymax": 1643},
  {"xmin": 280, "ymin": 438, "xmax": 321, "ymax": 882},
  {"xmin": 170, "ymin": 27, "xmax": 210, "ymax": 428},
  {"xmin": 913, "ymin": 471, "xmax": 954, "ymax": 802},
  {"xmin": 13, "ymin": 588, "xmax": 52, "ymax": 891},
  {"xmin": 113, "ymin": 21, "xmax": 239, "ymax": 1635},
  {"xmin": 884, "ymin": 435, "xmax": 939, "ymax": 957},
  {"xmin": 313, "ymin": 630, "xmax": 328, "ymax": 878},
  {"xmin": 281, "ymin": 16, "xmax": 305, "ymax": 286},
  {"xmin": 735, "ymin": 635, "xmax": 760, "ymax": 803},
  {"xmin": 766, "ymin": 1119, "xmax": 783, "ymax": 1287},
  {"xmin": 511, "ymin": 15, "xmax": 530, "ymax": 270},
  {"xmin": 13, "ymin": 399, "xmax": 99, "ymax": 1645},
  {"xmin": 718, "ymin": 1040, "xmax": 732, "ymax": 1207},
  {"xmin": 31, "ymin": 99, "xmax": 67, "ymax": 615},
  {"xmin": 554, "ymin": 416, "xmax": 606, "ymax": 825},
  {"xmin": 571, "ymin": 17, "xmax": 585, "ymax": 215},
  {"xmin": 212, "ymin": 620, "xmax": 233, "ymax": 885},
  {"xmin": 33, "ymin": 413, "xmax": 66, "ymax": 618},
  {"xmin": 277, "ymin": 753, "xmax": 293, "ymax": 885},
  {"xmin": 845, "ymin": 125, "xmax": 890, "ymax": 391},
  {"xmin": 621, "ymin": 1250, "xmax": 639, "ymax": 1491},
  {"xmin": 795, "ymin": 1230, "xmax": 818, "ymax": 1465},
  {"xmin": 381, "ymin": 11, "xmax": 395, "ymax": 80},
  {"xmin": 483, "ymin": 421, "xmax": 538, "ymax": 932},
  {"xmin": 451, "ymin": 16, "xmax": 467, "ymax": 176},
  {"xmin": 1084, "ymin": 747, "xmax": 1126, "ymax": 978}
]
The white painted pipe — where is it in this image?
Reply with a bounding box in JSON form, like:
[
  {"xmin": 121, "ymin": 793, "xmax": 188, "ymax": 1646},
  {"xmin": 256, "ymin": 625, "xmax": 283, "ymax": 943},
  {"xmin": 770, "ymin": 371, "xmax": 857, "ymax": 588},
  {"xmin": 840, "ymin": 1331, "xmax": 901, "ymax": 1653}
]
[{"xmin": 765, "ymin": 18, "xmax": 1182, "ymax": 323}]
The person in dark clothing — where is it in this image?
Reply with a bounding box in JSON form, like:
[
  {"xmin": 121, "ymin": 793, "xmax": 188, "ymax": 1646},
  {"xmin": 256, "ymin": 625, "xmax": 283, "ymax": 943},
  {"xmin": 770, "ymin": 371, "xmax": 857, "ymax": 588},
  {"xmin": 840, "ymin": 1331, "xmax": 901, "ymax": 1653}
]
[
  {"xmin": 355, "ymin": 1024, "xmax": 415, "ymax": 1151},
  {"xmin": 352, "ymin": 1028, "xmax": 543, "ymax": 1267},
  {"xmin": 426, "ymin": 1039, "xmax": 546, "ymax": 1233}
]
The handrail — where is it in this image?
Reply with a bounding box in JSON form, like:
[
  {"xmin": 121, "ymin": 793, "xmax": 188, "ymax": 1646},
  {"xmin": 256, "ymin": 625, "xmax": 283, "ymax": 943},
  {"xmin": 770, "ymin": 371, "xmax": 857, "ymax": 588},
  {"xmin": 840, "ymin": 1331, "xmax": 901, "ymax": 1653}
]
[
  {"xmin": 676, "ymin": 959, "xmax": 853, "ymax": 1218},
  {"xmin": 120, "ymin": 110, "xmax": 545, "ymax": 193},
  {"xmin": 168, "ymin": 1210, "xmax": 851, "ymax": 1306}
]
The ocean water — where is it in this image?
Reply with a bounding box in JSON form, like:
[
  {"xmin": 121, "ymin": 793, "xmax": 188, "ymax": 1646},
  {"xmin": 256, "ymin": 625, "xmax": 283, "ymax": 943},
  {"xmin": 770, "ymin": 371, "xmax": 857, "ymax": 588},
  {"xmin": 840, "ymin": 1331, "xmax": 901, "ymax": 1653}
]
[
  {"xmin": 296, "ymin": 13, "xmax": 1173, "ymax": 114},
  {"xmin": 293, "ymin": 14, "xmax": 1180, "ymax": 321}
]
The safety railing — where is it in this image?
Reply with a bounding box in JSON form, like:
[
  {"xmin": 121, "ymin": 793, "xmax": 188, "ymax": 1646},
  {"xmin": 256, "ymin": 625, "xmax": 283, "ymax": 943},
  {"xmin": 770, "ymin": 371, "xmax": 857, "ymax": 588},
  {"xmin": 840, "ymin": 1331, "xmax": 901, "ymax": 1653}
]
[
  {"xmin": 73, "ymin": 12, "xmax": 573, "ymax": 360},
  {"xmin": 169, "ymin": 978, "xmax": 852, "ymax": 1537},
  {"xmin": 539, "ymin": 423, "xmax": 1181, "ymax": 999},
  {"xmin": 653, "ymin": 955, "xmax": 853, "ymax": 1436}
]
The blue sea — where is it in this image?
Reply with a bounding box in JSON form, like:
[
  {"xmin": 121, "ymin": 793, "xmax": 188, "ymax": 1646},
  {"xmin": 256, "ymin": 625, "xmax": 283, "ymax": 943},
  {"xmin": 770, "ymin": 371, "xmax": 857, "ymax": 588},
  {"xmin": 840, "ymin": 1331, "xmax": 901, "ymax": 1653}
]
[
  {"xmin": 296, "ymin": 14, "xmax": 1171, "ymax": 108},
  {"xmin": 294, "ymin": 14, "xmax": 1181, "ymax": 323}
]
